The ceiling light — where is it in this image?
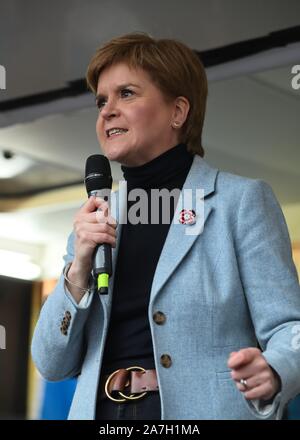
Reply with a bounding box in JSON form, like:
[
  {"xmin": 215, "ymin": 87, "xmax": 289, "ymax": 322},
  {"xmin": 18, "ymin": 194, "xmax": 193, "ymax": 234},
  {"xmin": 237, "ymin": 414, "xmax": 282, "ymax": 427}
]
[
  {"xmin": 0, "ymin": 249, "xmax": 41, "ymax": 280},
  {"xmin": 0, "ymin": 149, "xmax": 34, "ymax": 178}
]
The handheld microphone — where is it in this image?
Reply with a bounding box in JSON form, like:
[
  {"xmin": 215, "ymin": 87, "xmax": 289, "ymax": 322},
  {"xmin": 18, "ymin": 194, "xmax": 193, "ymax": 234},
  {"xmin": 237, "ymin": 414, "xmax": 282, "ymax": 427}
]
[{"xmin": 84, "ymin": 155, "xmax": 113, "ymax": 295}]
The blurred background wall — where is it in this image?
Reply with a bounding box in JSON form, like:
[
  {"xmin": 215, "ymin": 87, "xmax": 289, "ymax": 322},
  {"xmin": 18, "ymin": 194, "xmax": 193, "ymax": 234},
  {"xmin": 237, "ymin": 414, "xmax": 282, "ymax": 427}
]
[{"xmin": 0, "ymin": 0, "xmax": 299, "ymax": 419}]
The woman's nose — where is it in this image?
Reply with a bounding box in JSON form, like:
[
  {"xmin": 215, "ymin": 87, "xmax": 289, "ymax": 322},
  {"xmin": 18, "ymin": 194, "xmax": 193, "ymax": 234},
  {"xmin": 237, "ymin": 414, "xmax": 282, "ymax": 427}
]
[{"xmin": 101, "ymin": 99, "xmax": 120, "ymax": 119}]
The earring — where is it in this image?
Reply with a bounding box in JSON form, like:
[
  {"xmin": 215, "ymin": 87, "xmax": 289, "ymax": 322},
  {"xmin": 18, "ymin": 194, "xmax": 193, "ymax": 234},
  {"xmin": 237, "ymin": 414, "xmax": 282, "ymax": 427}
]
[{"xmin": 172, "ymin": 121, "xmax": 180, "ymax": 128}]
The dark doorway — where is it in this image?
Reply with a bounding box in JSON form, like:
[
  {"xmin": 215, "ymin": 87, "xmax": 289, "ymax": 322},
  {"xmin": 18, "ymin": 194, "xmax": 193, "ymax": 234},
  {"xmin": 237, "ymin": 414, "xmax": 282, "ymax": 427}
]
[{"xmin": 0, "ymin": 275, "xmax": 32, "ymax": 419}]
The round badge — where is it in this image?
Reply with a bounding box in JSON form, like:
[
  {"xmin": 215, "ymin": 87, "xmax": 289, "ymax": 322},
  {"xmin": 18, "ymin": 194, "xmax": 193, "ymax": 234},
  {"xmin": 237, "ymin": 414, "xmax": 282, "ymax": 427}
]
[{"xmin": 179, "ymin": 209, "xmax": 196, "ymax": 225}]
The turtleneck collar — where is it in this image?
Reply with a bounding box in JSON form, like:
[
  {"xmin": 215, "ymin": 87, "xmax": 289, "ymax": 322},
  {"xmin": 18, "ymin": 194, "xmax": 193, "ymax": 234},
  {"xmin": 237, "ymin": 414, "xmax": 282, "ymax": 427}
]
[{"xmin": 121, "ymin": 143, "xmax": 193, "ymax": 190}]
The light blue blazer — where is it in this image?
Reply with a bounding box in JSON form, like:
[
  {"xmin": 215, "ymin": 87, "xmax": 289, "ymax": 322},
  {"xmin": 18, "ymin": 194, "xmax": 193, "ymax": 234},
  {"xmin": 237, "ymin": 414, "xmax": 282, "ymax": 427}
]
[{"xmin": 31, "ymin": 155, "xmax": 300, "ymax": 420}]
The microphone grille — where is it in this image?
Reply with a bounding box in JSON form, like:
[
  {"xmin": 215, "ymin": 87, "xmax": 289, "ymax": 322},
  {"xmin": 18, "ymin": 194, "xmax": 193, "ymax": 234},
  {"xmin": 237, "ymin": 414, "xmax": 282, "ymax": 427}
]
[
  {"xmin": 84, "ymin": 155, "xmax": 112, "ymax": 194},
  {"xmin": 85, "ymin": 154, "xmax": 111, "ymax": 177}
]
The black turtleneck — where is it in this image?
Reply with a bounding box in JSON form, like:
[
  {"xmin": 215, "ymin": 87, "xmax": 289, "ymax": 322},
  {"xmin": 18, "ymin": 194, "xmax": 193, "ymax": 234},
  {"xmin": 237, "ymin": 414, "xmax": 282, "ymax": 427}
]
[{"xmin": 99, "ymin": 143, "xmax": 193, "ymax": 376}]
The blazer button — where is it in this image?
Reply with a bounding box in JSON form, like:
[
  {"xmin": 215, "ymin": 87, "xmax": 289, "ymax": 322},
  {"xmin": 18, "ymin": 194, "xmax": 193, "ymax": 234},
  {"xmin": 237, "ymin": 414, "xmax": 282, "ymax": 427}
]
[
  {"xmin": 160, "ymin": 354, "xmax": 172, "ymax": 368},
  {"xmin": 61, "ymin": 318, "xmax": 69, "ymax": 327},
  {"xmin": 153, "ymin": 311, "xmax": 166, "ymax": 325},
  {"xmin": 60, "ymin": 325, "xmax": 68, "ymax": 336}
]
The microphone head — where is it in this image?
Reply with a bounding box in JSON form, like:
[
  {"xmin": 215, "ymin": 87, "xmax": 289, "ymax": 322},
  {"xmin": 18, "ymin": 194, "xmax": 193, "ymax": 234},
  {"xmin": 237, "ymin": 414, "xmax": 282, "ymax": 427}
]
[{"xmin": 84, "ymin": 155, "xmax": 112, "ymax": 195}]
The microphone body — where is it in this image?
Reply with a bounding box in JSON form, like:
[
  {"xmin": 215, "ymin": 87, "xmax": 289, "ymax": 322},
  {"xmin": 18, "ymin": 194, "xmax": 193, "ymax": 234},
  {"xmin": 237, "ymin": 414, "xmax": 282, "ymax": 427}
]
[{"xmin": 84, "ymin": 155, "xmax": 113, "ymax": 295}]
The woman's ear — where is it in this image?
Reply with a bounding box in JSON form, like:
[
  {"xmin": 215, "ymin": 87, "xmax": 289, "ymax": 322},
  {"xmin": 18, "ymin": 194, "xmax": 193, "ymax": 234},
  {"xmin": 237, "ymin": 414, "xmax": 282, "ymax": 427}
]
[{"xmin": 172, "ymin": 96, "xmax": 190, "ymax": 127}]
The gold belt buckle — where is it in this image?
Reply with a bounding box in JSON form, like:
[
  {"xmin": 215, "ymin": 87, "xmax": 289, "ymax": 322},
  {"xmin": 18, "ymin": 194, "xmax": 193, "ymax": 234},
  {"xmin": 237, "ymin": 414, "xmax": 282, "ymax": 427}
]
[{"xmin": 105, "ymin": 366, "xmax": 147, "ymax": 403}]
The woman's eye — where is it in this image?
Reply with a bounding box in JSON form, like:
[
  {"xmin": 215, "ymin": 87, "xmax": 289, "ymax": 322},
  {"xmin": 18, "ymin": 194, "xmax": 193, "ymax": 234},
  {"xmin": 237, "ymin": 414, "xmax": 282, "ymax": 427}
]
[
  {"xmin": 96, "ymin": 99, "xmax": 106, "ymax": 110},
  {"xmin": 96, "ymin": 89, "xmax": 133, "ymax": 110},
  {"xmin": 121, "ymin": 88, "xmax": 134, "ymax": 98}
]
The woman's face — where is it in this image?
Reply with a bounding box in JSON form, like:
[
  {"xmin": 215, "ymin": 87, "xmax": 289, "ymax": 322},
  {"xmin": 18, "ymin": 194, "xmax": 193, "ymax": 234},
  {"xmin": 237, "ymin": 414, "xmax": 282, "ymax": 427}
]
[{"xmin": 96, "ymin": 62, "xmax": 180, "ymax": 167}]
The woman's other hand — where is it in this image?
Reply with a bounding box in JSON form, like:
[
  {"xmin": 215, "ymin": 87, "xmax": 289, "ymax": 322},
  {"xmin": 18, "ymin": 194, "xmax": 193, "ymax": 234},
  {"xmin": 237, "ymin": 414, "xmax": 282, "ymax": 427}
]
[{"xmin": 227, "ymin": 347, "xmax": 281, "ymax": 401}]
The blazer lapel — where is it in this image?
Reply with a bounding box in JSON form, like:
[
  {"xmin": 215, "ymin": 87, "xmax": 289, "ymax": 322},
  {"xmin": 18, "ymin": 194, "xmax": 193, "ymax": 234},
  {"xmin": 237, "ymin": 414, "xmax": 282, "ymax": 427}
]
[
  {"xmin": 104, "ymin": 156, "xmax": 218, "ymax": 308},
  {"xmin": 149, "ymin": 156, "xmax": 218, "ymax": 304}
]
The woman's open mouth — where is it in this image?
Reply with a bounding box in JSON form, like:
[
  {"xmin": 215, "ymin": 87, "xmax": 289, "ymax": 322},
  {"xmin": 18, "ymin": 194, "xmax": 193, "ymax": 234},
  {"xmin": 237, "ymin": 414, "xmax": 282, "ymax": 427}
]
[{"xmin": 106, "ymin": 128, "xmax": 128, "ymax": 138}]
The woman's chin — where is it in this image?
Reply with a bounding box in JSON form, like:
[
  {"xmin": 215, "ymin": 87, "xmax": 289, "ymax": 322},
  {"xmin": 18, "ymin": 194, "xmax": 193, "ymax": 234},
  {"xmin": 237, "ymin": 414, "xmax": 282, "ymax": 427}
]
[{"xmin": 104, "ymin": 149, "xmax": 127, "ymax": 164}]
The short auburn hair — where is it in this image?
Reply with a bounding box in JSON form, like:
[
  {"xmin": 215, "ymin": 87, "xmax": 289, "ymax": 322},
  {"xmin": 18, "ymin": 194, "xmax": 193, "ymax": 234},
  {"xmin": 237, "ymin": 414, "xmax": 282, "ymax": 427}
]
[{"xmin": 86, "ymin": 32, "xmax": 207, "ymax": 157}]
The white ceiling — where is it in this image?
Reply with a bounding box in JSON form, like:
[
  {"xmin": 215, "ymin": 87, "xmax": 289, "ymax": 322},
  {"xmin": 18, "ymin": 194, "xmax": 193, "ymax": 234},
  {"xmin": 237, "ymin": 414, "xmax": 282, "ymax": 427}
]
[
  {"xmin": 0, "ymin": 0, "xmax": 299, "ymax": 270},
  {"xmin": 1, "ymin": 0, "xmax": 300, "ymax": 100}
]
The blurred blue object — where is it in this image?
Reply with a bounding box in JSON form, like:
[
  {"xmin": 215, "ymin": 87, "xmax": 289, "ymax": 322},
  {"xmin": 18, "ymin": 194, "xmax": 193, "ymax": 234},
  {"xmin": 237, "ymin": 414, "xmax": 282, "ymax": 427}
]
[
  {"xmin": 40, "ymin": 378, "xmax": 77, "ymax": 420},
  {"xmin": 287, "ymin": 394, "xmax": 300, "ymax": 420}
]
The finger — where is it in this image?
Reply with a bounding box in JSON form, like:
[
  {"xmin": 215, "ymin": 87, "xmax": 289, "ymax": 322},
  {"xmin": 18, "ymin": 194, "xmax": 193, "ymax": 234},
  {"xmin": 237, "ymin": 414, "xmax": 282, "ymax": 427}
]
[
  {"xmin": 79, "ymin": 196, "xmax": 98, "ymax": 214},
  {"xmin": 75, "ymin": 222, "xmax": 117, "ymax": 237},
  {"xmin": 227, "ymin": 351, "xmax": 238, "ymax": 365},
  {"xmin": 77, "ymin": 203, "xmax": 115, "ymax": 226},
  {"xmin": 81, "ymin": 196, "xmax": 110, "ymax": 213},
  {"xmin": 234, "ymin": 375, "xmax": 262, "ymax": 391},
  {"xmin": 230, "ymin": 363, "xmax": 260, "ymax": 381},
  {"xmin": 228, "ymin": 347, "xmax": 261, "ymax": 369},
  {"xmin": 95, "ymin": 197, "xmax": 109, "ymax": 209},
  {"xmin": 95, "ymin": 199, "xmax": 117, "ymax": 227},
  {"xmin": 236, "ymin": 381, "xmax": 248, "ymax": 393},
  {"xmin": 77, "ymin": 231, "xmax": 117, "ymax": 247},
  {"xmin": 96, "ymin": 209, "xmax": 117, "ymax": 227},
  {"xmin": 231, "ymin": 360, "xmax": 269, "ymax": 383},
  {"xmin": 243, "ymin": 383, "xmax": 271, "ymax": 400}
]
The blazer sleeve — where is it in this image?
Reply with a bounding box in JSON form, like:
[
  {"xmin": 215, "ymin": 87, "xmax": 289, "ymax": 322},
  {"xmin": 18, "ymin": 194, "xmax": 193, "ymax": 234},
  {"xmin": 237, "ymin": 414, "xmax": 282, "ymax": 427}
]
[
  {"xmin": 235, "ymin": 179, "xmax": 300, "ymax": 418},
  {"xmin": 31, "ymin": 231, "xmax": 95, "ymax": 381}
]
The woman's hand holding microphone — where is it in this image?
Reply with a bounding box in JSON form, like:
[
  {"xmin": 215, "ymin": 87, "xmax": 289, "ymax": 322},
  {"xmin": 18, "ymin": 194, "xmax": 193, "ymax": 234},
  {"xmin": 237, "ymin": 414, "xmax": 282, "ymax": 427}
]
[{"xmin": 66, "ymin": 196, "xmax": 117, "ymax": 303}]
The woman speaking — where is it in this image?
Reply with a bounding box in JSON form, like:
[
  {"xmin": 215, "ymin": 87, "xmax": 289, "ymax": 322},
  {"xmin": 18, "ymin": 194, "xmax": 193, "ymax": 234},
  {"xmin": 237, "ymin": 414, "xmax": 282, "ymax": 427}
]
[{"xmin": 32, "ymin": 33, "xmax": 300, "ymax": 420}]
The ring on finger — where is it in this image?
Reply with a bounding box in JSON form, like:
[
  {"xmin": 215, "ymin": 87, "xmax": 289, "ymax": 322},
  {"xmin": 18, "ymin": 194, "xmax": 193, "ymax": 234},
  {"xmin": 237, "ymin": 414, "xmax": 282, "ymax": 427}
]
[{"xmin": 239, "ymin": 378, "xmax": 248, "ymax": 388}]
